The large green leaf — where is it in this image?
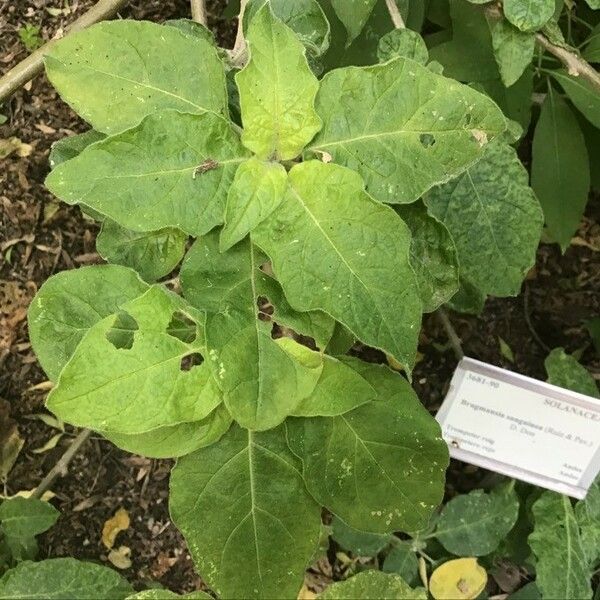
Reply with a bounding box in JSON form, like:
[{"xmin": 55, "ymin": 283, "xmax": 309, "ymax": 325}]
[
  {"xmin": 0, "ymin": 558, "xmax": 133, "ymax": 599},
  {"xmin": 545, "ymin": 348, "xmax": 599, "ymax": 398},
  {"xmin": 529, "ymin": 493, "xmax": 592, "ymax": 599},
  {"xmin": 253, "ymin": 161, "xmax": 422, "ymax": 370},
  {"xmin": 220, "ymin": 157, "xmax": 287, "ymax": 252},
  {"xmin": 49, "ymin": 130, "xmax": 104, "ymax": 168},
  {"xmin": 318, "ymin": 570, "xmax": 427, "ymax": 599},
  {"xmin": 551, "ymin": 70, "xmax": 600, "ymax": 129},
  {"xmin": 46, "ymin": 111, "xmax": 249, "ymax": 237},
  {"xmin": 309, "ymin": 58, "xmax": 506, "ymax": 205},
  {"xmin": 180, "ymin": 234, "xmax": 323, "ymax": 430},
  {"xmin": 395, "ymin": 202, "xmax": 459, "ymax": 313},
  {"xmin": 28, "ymin": 265, "xmax": 149, "ymax": 381},
  {"xmin": 487, "ymin": 18, "xmax": 535, "ymax": 87},
  {"xmin": 329, "ymin": 0, "xmax": 377, "ymax": 45},
  {"xmin": 503, "ymin": 0, "xmax": 554, "ymax": 32},
  {"xmin": 236, "ymin": 4, "xmax": 321, "ymax": 160},
  {"xmin": 575, "ymin": 478, "xmax": 600, "ymax": 568},
  {"xmin": 97, "ymin": 221, "xmax": 187, "ymax": 283},
  {"xmin": 287, "ymin": 361, "xmax": 449, "ymax": 533},
  {"xmin": 531, "ymin": 89, "xmax": 590, "ymax": 251},
  {"xmin": 47, "ymin": 286, "xmax": 221, "ymax": 435},
  {"xmin": 102, "ymin": 404, "xmax": 232, "ymax": 459},
  {"xmin": 170, "ymin": 424, "xmax": 321, "ymax": 599},
  {"xmin": 44, "ymin": 20, "xmax": 228, "ymax": 135},
  {"xmin": 434, "ymin": 485, "xmax": 520, "ymax": 556},
  {"xmin": 426, "ymin": 140, "xmax": 543, "ymax": 298}
]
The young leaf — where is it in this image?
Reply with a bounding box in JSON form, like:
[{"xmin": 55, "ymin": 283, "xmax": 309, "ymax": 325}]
[
  {"xmin": 331, "ymin": 516, "xmax": 392, "ymax": 557},
  {"xmin": 252, "ymin": 161, "xmax": 422, "ymax": 370},
  {"xmin": 45, "ymin": 21, "xmax": 227, "ymax": 135},
  {"xmin": 434, "ymin": 486, "xmax": 520, "ymax": 556},
  {"xmin": 287, "ymin": 361, "xmax": 449, "ymax": 533},
  {"xmin": 426, "ymin": 140, "xmax": 543, "ymax": 298},
  {"xmin": 97, "ymin": 221, "xmax": 187, "ymax": 283},
  {"xmin": 550, "ymin": 70, "xmax": 600, "ymax": 129},
  {"xmin": 170, "ymin": 424, "xmax": 322, "ymax": 600},
  {"xmin": 544, "ymin": 348, "xmax": 599, "ymax": 398},
  {"xmin": 46, "ymin": 111, "xmax": 249, "ymax": 237},
  {"xmin": 220, "ymin": 157, "xmax": 287, "ymax": 252},
  {"xmin": 309, "ymin": 58, "xmax": 506, "ymax": 205},
  {"xmin": 529, "ymin": 493, "xmax": 592, "ymax": 599},
  {"xmin": 531, "ymin": 89, "xmax": 590, "ymax": 252},
  {"xmin": 28, "ymin": 265, "xmax": 149, "ymax": 381},
  {"xmin": 236, "ymin": 4, "xmax": 321, "ymax": 160},
  {"xmin": 329, "ymin": 0, "xmax": 377, "ymax": 46},
  {"xmin": 102, "ymin": 404, "xmax": 232, "ymax": 459},
  {"xmin": 0, "ymin": 558, "xmax": 133, "ymax": 599},
  {"xmin": 395, "ymin": 202, "xmax": 459, "ymax": 313},
  {"xmin": 318, "ymin": 570, "xmax": 427, "ymax": 599},
  {"xmin": 377, "ymin": 29, "xmax": 429, "ymax": 64},
  {"xmin": 181, "ymin": 234, "xmax": 323, "ymax": 430},
  {"xmin": 47, "ymin": 286, "xmax": 221, "ymax": 435},
  {"xmin": 503, "ymin": 0, "xmax": 554, "ymax": 32},
  {"xmin": 488, "ymin": 18, "xmax": 535, "ymax": 87}
]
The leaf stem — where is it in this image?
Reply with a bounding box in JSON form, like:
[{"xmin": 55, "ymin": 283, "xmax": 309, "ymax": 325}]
[
  {"xmin": 32, "ymin": 428, "xmax": 91, "ymax": 499},
  {"xmin": 190, "ymin": 0, "xmax": 208, "ymax": 26},
  {"xmin": 384, "ymin": 0, "xmax": 405, "ymax": 29},
  {"xmin": 232, "ymin": 0, "xmax": 249, "ymax": 59},
  {"xmin": 436, "ymin": 308, "xmax": 464, "ymax": 361},
  {"xmin": 0, "ymin": 0, "xmax": 130, "ymax": 104}
]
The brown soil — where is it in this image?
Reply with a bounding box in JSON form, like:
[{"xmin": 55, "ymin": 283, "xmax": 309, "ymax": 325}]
[{"xmin": 1, "ymin": 0, "xmax": 599, "ymax": 595}]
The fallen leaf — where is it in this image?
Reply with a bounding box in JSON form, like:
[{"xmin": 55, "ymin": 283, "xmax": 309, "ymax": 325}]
[
  {"xmin": 24, "ymin": 412, "xmax": 63, "ymax": 430},
  {"xmin": 0, "ymin": 399, "xmax": 25, "ymax": 480},
  {"xmin": 102, "ymin": 507, "xmax": 130, "ymax": 549},
  {"xmin": 32, "ymin": 433, "xmax": 63, "ymax": 454},
  {"xmin": 430, "ymin": 558, "xmax": 487, "ymax": 600},
  {"xmin": 498, "ymin": 337, "xmax": 515, "ymax": 363},
  {"xmin": 108, "ymin": 545, "xmax": 132, "ymax": 569},
  {"xmin": 297, "ymin": 583, "xmax": 317, "ymax": 599},
  {"xmin": 1, "ymin": 489, "xmax": 55, "ymax": 501},
  {"xmin": 0, "ymin": 137, "xmax": 32, "ymax": 159}
]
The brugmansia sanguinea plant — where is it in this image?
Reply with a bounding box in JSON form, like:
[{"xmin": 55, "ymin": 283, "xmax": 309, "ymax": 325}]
[{"xmin": 27, "ymin": 3, "xmax": 544, "ymax": 598}]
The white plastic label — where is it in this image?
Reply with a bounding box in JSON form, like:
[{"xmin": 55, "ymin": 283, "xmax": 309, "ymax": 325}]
[{"xmin": 436, "ymin": 357, "xmax": 600, "ymax": 499}]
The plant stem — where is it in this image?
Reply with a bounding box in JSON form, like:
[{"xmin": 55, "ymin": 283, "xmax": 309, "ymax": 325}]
[
  {"xmin": 190, "ymin": 0, "xmax": 208, "ymax": 26},
  {"xmin": 384, "ymin": 0, "xmax": 405, "ymax": 29},
  {"xmin": 436, "ymin": 308, "xmax": 464, "ymax": 361},
  {"xmin": 32, "ymin": 428, "xmax": 91, "ymax": 499},
  {"xmin": 0, "ymin": 0, "xmax": 130, "ymax": 104},
  {"xmin": 232, "ymin": 0, "xmax": 249, "ymax": 57}
]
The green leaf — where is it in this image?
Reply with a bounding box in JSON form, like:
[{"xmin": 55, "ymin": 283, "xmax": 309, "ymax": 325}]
[
  {"xmin": 47, "ymin": 286, "xmax": 221, "ymax": 435},
  {"xmin": 545, "ymin": 348, "xmax": 599, "ymax": 398},
  {"xmin": 331, "ymin": 515, "xmax": 392, "ymax": 556},
  {"xmin": 550, "ymin": 70, "xmax": 600, "ymax": 129},
  {"xmin": 220, "ymin": 157, "xmax": 287, "ymax": 252},
  {"xmin": 508, "ymin": 582, "xmax": 542, "ymax": 599},
  {"xmin": 127, "ymin": 590, "xmax": 212, "ymax": 600},
  {"xmin": 377, "ymin": 29, "xmax": 429, "ymax": 64},
  {"xmin": 428, "ymin": 0, "xmax": 498, "ymax": 82},
  {"xmin": 287, "ymin": 361, "xmax": 449, "ymax": 533},
  {"xmin": 49, "ymin": 130, "xmax": 104, "ymax": 168},
  {"xmin": 318, "ymin": 570, "xmax": 427, "ymax": 599},
  {"xmin": 170, "ymin": 424, "xmax": 321, "ymax": 600},
  {"xmin": 575, "ymin": 478, "xmax": 600, "ymax": 568},
  {"xmin": 102, "ymin": 404, "xmax": 232, "ymax": 459},
  {"xmin": 488, "ymin": 18, "xmax": 535, "ymax": 87},
  {"xmin": 244, "ymin": 0, "xmax": 331, "ymax": 57},
  {"xmin": 236, "ymin": 4, "xmax": 321, "ymax": 160},
  {"xmin": 531, "ymin": 89, "xmax": 590, "ymax": 252},
  {"xmin": 504, "ymin": 0, "xmax": 554, "ymax": 32},
  {"xmin": 28, "ymin": 265, "xmax": 149, "ymax": 381},
  {"xmin": 395, "ymin": 202, "xmax": 459, "ymax": 313},
  {"xmin": 446, "ymin": 279, "xmax": 486, "ymax": 315},
  {"xmin": 165, "ymin": 18, "xmax": 215, "ymax": 43},
  {"xmin": 582, "ymin": 24, "xmax": 600, "ymax": 63},
  {"xmin": 97, "ymin": 221, "xmax": 187, "ymax": 283},
  {"xmin": 382, "ymin": 544, "xmax": 420, "ymax": 586},
  {"xmin": 46, "ymin": 111, "xmax": 249, "ymax": 237},
  {"xmin": 434, "ymin": 485, "xmax": 520, "ymax": 556},
  {"xmin": 426, "ymin": 140, "xmax": 543, "ymax": 298},
  {"xmin": 329, "ymin": 0, "xmax": 377, "ymax": 45},
  {"xmin": 291, "ymin": 355, "xmax": 376, "ymax": 417},
  {"xmin": 253, "ymin": 161, "xmax": 422, "ymax": 370},
  {"xmin": 44, "ymin": 20, "xmax": 228, "ymax": 134},
  {"xmin": 180, "ymin": 234, "xmax": 323, "ymax": 430},
  {"xmin": 529, "ymin": 493, "xmax": 592, "ymax": 599},
  {"xmin": 309, "ymin": 58, "xmax": 506, "ymax": 205},
  {"xmin": 0, "ymin": 558, "xmax": 133, "ymax": 599}
]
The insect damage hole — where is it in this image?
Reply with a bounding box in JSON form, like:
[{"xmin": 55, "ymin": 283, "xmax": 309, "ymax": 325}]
[
  {"xmin": 167, "ymin": 311, "xmax": 197, "ymax": 344},
  {"xmin": 419, "ymin": 133, "xmax": 435, "ymax": 148},
  {"xmin": 105, "ymin": 311, "xmax": 139, "ymax": 349},
  {"xmin": 180, "ymin": 352, "xmax": 203, "ymax": 371}
]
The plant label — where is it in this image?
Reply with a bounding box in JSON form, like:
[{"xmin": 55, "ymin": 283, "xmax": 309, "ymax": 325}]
[{"xmin": 436, "ymin": 357, "xmax": 600, "ymax": 498}]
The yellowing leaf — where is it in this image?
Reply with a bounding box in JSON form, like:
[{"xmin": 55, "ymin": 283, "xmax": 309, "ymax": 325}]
[
  {"xmin": 430, "ymin": 558, "xmax": 487, "ymax": 600},
  {"xmin": 298, "ymin": 583, "xmax": 317, "ymax": 600},
  {"xmin": 108, "ymin": 545, "xmax": 132, "ymax": 570},
  {"xmin": 102, "ymin": 508, "xmax": 130, "ymax": 549}
]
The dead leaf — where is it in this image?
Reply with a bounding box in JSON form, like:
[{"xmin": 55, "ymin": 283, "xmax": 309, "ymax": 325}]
[
  {"xmin": 32, "ymin": 433, "xmax": 63, "ymax": 454},
  {"xmin": 1, "ymin": 489, "xmax": 55, "ymax": 501},
  {"xmin": 297, "ymin": 583, "xmax": 317, "ymax": 599},
  {"xmin": 0, "ymin": 399, "xmax": 25, "ymax": 480},
  {"xmin": 102, "ymin": 507, "xmax": 130, "ymax": 549},
  {"xmin": 0, "ymin": 137, "xmax": 32, "ymax": 159},
  {"xmin": 429, "ymin": 558, "xmax": 487, "ymax": 600},
  {"xmin": 24, "ymin": 412, "xmax": 63, "ymax": 430},
  {"xmin": 108, "ymin": 545, "xmax": 132, "ymax": 569}
]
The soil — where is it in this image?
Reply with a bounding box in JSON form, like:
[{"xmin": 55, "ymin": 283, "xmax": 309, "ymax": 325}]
[{"xmin": 1, "ymin": 0, "xmax": 599, "ymax": 596}]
